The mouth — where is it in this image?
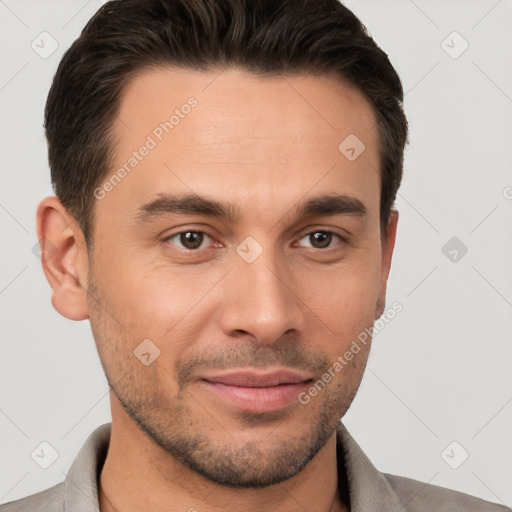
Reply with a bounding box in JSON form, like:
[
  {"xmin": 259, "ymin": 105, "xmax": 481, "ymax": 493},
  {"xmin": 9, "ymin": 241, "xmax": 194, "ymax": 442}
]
[{"xmin": 199, "ymin": 368, "xmax": 314, "ymax": 413}]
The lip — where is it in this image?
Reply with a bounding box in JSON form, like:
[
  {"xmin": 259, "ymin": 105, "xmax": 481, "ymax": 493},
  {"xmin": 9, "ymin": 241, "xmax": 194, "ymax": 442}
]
[{"xmin": 200, "ymin": 368, "xmax": 314, "ymax": 413}]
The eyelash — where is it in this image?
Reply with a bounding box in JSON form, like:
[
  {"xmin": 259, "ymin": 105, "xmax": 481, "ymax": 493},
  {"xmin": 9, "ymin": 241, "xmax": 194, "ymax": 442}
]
[{"xmin": 163, "ymin": 229, "xmax": 346, "ymax": 252}]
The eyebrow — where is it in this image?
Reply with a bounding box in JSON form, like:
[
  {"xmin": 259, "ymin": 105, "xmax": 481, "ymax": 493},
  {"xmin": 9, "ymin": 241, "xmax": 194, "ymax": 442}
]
[{"xmin": 134, "ymin": 192, "xmax": 367, "ymax": 224}]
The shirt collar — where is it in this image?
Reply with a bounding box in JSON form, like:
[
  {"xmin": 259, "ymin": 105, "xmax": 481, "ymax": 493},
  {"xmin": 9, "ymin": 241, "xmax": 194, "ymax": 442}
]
[
  {"xmin": 63, "ymin": 421, "xmax": 401, "ymax": 512},
  {"xmin": 64, "ymin": 423, "xmax": 110, "ymax": 512},
  {"xmin": 336, "ymin": 423, "xmax": 403, "ymax": 511}
]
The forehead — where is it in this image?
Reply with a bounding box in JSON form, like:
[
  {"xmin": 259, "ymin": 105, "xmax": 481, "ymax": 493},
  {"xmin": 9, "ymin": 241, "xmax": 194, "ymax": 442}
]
[
  {"xmin": 115, "ymin": 66, "xmax": 378, "ymax": 155},
  {"xmin": 100, "ymin": 67, "xmax": 380, "ymax": 225}
]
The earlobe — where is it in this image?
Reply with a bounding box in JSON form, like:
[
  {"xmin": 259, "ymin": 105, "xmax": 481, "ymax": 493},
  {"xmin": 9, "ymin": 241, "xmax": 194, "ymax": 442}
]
[
  {"xmin": 375, "ymin": 209, "xmax": 399, "ymax": 319},
  {"xmin": 36, "ymin": 196, "xmax": 90, "ymax": 321}
]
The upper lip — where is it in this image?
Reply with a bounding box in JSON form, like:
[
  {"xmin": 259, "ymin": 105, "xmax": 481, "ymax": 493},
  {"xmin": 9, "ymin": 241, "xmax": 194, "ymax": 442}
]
[{"xmin": 201, "ymin": 368, "xmax": 313, "ymax": 387}]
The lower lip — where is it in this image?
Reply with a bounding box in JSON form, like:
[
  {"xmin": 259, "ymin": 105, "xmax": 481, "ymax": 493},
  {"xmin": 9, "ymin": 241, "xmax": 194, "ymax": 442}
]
[{"xmin": 201, "ymin": 380, "xmax": 312, "ymax": 413}]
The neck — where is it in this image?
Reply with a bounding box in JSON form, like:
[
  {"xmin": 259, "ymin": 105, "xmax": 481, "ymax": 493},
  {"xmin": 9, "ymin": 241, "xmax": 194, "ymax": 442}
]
[{"xmin": 98, "ymin": 400, "xmax": 349, "ymax": 512}]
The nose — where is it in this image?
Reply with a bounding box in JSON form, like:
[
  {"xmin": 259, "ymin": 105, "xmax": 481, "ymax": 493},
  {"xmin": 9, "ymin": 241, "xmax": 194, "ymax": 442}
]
[{"xmin": 219, "ymin": 251, "xmax": 305, "ymax": 345}]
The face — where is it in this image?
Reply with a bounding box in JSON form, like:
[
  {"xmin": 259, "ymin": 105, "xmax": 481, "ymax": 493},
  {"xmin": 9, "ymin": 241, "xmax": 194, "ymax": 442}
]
[{"xmin": 83, "ymin": 68, "xmax": 396, "ymax": 487}]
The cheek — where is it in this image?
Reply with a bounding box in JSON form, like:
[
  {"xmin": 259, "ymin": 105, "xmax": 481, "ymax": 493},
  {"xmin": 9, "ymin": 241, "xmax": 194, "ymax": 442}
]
[
  {"xmin": 97, "ymin": 258, "xmax": 225, "ymax": 348},
  {"xmin": 303, "ymin": 256, "xmax": 382, "ymax": 331}
]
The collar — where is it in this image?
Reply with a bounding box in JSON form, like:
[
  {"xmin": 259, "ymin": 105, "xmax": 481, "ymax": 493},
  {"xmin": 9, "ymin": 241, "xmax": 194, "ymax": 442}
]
[
  {"xmin": 336, "ymin": 423, "xmax": 403, "ymax": 511},
  {"xmin": 64, "ymin": 423, "xmax": 110, "ymax": 511}
]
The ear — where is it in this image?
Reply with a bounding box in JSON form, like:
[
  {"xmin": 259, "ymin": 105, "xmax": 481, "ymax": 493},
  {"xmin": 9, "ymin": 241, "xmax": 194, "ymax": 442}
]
[
  {"xmin": 375, "ymin": 209, "xmax": 399, "ymax": 318},
  {"xmin": 36, "ymin": 196, "xmax": 90, "ymax": 320}
]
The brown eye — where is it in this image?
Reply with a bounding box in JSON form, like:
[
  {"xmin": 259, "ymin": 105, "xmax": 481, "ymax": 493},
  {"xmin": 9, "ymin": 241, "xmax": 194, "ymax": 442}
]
[
  {"xmin": 180, "ymin": 231, "xmax": 203, "ymax": 249},
  {"xmin": 167, "ymin": 231, "xmax": 209, "ymax": 250},
  {"xmin": 310, "ymin": 232, "xmax": 331, "ymax": 248},
  {"xmin": 298, "ymin": 231, "xmax": 342, "ymax": 249}
]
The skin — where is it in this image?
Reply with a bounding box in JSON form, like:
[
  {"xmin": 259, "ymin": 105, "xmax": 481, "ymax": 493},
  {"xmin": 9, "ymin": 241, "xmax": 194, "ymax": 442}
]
[{"xmin": 37, "ymin": 68, "xmax": 398, "ymax": 512}]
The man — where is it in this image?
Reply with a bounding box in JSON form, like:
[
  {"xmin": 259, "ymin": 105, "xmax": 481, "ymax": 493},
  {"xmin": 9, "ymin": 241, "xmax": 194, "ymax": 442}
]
[{"xmin": 1, "ymin": 0, "xmax": 508, "ymax": 511}]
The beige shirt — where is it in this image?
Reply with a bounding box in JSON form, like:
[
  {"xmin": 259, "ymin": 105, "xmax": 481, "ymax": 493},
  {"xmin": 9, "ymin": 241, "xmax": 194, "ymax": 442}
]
[{"xmin": 0, "ymin": 422, "xmax": 509, "ymax": 511}]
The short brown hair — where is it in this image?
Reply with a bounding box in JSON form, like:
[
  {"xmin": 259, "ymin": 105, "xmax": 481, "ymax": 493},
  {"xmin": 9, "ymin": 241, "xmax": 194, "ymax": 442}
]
[{"xmin": 44, "ymin": 0, "xmax": 408, "ymax": 248}]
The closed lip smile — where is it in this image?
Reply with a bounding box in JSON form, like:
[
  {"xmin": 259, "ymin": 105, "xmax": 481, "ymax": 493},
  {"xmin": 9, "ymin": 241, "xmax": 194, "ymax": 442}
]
[{"xmin": 199, "ymin": 368, "xmax": 314, "ymax": 412}]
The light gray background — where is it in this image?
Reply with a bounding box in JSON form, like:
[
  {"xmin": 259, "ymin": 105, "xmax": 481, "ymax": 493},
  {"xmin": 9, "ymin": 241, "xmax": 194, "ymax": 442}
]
[{"xmin": 1, "ymin": 0, "xmax": 511, "ymax": 506}]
